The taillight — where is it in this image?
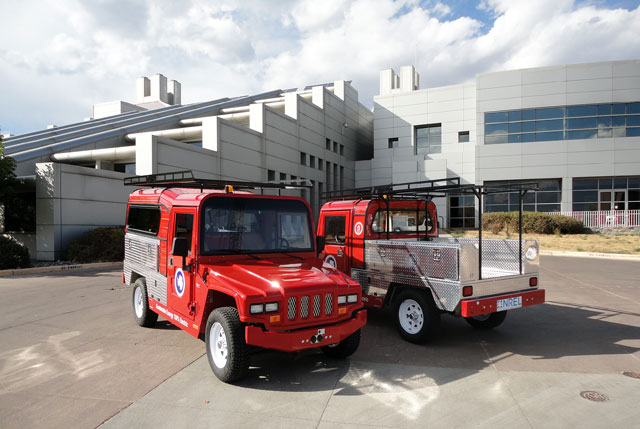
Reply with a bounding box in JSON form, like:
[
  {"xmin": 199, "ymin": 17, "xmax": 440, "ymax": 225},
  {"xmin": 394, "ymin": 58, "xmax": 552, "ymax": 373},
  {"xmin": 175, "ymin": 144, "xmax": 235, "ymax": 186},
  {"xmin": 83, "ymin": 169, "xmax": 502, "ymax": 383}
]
[
  {"xmin": 529, "ymin": 277, "xmax": 538, "ymax": 287},
  {"xmin": 462, "ymin": 286, "xmax": 473, "ymax": 297}
]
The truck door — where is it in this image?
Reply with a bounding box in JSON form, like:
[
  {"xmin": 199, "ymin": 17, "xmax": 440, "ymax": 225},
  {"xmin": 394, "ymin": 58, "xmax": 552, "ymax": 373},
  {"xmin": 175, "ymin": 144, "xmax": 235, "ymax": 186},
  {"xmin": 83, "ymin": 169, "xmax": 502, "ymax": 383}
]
[
  {"xmin": 168, "ymin": 209, "xmax": 196, "ymax": 322},
  {"xmin": 321, "ymin": 212, "xmax": 350, "ymax": 273}
]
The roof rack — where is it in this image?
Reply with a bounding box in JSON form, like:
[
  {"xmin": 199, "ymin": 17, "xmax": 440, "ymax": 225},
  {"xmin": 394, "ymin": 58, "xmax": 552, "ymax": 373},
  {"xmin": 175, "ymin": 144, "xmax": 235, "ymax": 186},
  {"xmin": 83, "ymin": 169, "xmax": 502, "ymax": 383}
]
[
  {"xmin": 124, "ymin": 170, "xmax": 312, "ymax": 191},
  {"xmin": 321, "ymin": 177, "xmax": 539, "ymax": 201}
]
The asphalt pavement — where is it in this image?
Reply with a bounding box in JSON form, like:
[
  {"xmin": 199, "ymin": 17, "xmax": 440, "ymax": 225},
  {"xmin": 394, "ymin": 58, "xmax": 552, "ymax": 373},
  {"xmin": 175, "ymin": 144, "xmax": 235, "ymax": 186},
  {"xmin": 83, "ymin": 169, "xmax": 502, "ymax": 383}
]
[{"xmin": 0, "ymin": 256, "xmax": 639, "ymax": 428}]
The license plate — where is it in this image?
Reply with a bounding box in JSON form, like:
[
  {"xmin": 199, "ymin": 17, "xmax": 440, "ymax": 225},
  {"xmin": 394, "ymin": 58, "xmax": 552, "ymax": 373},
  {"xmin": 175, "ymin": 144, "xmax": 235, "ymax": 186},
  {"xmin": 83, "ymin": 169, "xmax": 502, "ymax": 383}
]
[{"xmin": 496, "ymin": 296, "xmax": 522, "ymax": 311}]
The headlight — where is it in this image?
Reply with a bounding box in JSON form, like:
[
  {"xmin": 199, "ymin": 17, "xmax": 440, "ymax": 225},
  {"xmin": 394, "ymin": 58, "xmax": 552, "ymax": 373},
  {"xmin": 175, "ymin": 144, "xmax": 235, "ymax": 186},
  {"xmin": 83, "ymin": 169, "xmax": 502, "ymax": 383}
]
[
  {"xmin": 347, "ymin": 294, "xmax": 358, "ymax": 303},
  {"xmin": 265, "ymin": 302, "xmax": 279, "ymax": 312},
  {"xmin": 250, "ymin": 304, "xmax": 264, "ymax": 314},
  {"xmin": 337, "ymin": 295, "xmax": 347, "ymax": 305}
]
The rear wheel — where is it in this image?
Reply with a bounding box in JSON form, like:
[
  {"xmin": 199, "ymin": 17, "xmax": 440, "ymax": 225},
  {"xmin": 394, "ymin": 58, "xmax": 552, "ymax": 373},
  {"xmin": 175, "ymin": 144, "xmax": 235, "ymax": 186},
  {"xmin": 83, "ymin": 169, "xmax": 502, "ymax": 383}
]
[
  {"xmin": 205, "ymin": 307, "xmax": 249, "ymax": 383},
  {"xmin": 464, "ymin": 311, "xmax": 507, "ymax": 329},
  {"xmin": 132, "ymin": 278, "xmax": 158, "ymax": 327},
  {"xmin": 321, "ymin": 329, "xmax": 361, "ymax": 358},
  {"xmin": 394, "ymin": 289, "xmax": 440, "ymax": 343}
]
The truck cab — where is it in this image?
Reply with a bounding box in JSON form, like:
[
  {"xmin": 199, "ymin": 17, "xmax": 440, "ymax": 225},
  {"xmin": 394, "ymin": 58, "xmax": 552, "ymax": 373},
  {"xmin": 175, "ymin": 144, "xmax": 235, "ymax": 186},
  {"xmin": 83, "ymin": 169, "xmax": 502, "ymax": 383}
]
[
  {"xmin": 123, "ymin": 172, "xmax": 366, "ymax": 383},
  {"xmin": 318, "ymin": 179, "xmax": 544, "ymax": 344}
]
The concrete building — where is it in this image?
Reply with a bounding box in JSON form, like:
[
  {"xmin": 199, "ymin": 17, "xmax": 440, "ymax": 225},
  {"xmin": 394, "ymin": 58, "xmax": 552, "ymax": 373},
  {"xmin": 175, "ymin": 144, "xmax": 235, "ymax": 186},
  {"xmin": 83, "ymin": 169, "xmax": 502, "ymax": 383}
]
[
  {"xmin": 356, "ymin": 60, "xmax": 640, "ymax": 227},
  {"xmin": 2, "ymin": 76, "xmax": 372, "ymax": 260},
  {"xmin": 3, "ymin": 59, "xmax": 639, "ymax": 260}
]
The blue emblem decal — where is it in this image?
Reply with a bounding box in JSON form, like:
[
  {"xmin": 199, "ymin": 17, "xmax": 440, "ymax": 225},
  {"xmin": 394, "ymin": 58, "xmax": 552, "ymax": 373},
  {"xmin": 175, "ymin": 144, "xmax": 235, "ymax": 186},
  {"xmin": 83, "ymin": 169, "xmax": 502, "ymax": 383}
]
[{"xmin": 175, "ymin": 268, "xmax": 186, "ymax": 298}]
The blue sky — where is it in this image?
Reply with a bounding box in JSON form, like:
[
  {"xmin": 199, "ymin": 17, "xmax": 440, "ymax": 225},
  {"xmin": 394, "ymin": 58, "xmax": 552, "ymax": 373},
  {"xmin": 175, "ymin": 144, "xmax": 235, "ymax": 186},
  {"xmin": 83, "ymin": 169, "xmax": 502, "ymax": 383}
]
[{"xmin": 1, "ymin": 0, "xmax": 639, "ymax": 136}]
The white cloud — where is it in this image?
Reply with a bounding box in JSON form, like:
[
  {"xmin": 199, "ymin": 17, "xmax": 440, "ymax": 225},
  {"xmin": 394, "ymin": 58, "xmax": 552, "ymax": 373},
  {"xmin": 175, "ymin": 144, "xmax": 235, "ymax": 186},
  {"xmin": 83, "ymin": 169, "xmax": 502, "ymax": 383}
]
[{"xmin": 1, "ymin": 0, "xmax": 639, "ymax": 135}]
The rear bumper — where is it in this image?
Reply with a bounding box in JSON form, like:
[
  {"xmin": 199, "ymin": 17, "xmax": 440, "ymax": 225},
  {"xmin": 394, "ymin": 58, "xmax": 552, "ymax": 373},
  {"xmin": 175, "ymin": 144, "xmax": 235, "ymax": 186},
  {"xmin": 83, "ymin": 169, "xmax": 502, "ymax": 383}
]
[
  {"xmin": 460, "ymin": 289, "xmax": 545, "ymax": 317},
  {"xmin": 245, "ymin": 310, "xmax": 367, "ymax": 352}
]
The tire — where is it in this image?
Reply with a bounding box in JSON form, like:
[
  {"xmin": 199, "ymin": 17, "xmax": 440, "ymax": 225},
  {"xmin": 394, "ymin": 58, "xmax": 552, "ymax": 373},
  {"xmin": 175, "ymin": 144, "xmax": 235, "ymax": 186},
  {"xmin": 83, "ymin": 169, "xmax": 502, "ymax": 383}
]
[
  {"xmin": 205, "ymin": 307, "xmax": 249, "ymax": 383},
  {"xmin": 132, "ymin": 278, "xmax": 158, "ymax": 327},
  {"xmin": 464, "ymin": 311, "xmax": 507, "ymax": 330},
  {"xmin": 321, "ymin": 329, "xmax": 361, "ymax": 358},
  {"xmin": 394, "ymin": 289, "xmax": 440, "ymax": 344}
]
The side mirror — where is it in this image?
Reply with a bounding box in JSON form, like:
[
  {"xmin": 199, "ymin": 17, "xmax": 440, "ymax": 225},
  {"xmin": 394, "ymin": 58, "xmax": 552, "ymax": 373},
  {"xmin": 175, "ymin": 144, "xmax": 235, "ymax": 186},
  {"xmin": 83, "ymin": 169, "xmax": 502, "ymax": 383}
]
[
  {"xmin": 316, "ymin": 236, "xmax": 325, "ymax": 253},
  {"xmin": 171, "ymin": 237, "xmax": 189, "ymax": 257}
]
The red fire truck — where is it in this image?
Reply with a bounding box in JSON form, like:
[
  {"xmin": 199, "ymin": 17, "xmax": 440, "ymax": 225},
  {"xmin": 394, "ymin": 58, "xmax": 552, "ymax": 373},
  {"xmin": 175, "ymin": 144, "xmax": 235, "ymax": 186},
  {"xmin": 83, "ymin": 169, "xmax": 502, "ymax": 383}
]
[
  {"xmin": 317, "ymin": 178, "xmax": 544, "ymax": 343},
  {"xmin": 123, "ymin": 172, "xmax": 365, "ymax": 382}
]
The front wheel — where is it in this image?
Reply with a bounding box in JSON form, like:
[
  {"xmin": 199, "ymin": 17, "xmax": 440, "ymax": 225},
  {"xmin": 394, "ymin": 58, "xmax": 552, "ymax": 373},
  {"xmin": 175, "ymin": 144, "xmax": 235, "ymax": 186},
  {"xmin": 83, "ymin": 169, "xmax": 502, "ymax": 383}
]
[
  {"xmin": 394, "ymin": 289, "xmax": 440, "ymax": 344},
  {"xmin": 132, "ymin": 278, "xmax": 158, "ymax": 327},
  {"xmin": 321, "ymin": 329, "xmax": 361, "ymax": 358},
  {"xmin": 205, "ymin": 307, "xmax": 249, "ymax": 383},
  {"xmin": 464, "ymin": 311, "xmax": 507, "ymax": 330}
]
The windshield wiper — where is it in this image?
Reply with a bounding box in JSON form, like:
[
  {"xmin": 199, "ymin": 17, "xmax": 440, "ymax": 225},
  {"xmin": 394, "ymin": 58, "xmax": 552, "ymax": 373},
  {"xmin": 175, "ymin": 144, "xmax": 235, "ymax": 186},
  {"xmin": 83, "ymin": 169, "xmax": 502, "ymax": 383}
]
[{"xmin": 281, "ymin": 252, "xmax": 304, "ymax": 260}]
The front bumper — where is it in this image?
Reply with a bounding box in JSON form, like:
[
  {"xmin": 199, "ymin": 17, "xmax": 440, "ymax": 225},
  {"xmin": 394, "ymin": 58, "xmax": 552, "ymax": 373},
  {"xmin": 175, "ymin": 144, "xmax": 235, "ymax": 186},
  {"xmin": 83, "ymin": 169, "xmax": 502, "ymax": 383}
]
[
  {"xmin": 245, "ymin": 310, "xmax": 367, "ymax": 352},
  {"xmin": 460, "ymin": 289, "xmax": 545, "ymax": 317}
]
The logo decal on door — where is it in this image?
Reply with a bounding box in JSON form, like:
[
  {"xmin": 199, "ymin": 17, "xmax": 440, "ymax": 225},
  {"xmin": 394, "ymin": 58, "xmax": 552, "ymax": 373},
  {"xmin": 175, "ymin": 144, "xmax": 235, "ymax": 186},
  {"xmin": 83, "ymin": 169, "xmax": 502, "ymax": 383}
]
[
  {"xmin": 175, "ymin": 268, "xmax": 186, "ymax": 298},
  {"xmin": 354, "ymin": 221, "xmax": 363, "ymax": 236},
  {"xmin": 324, "ymin": 255, "xmax": 337, "ymax": 268}
]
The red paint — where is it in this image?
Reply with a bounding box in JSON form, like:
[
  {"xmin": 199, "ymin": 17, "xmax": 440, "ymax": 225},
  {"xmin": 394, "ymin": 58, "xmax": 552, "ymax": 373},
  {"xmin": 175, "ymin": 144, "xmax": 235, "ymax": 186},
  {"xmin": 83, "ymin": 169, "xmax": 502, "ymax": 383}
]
[{"xmin": 460, "ymin": 289, "xmax": 546, "ymax": 317}]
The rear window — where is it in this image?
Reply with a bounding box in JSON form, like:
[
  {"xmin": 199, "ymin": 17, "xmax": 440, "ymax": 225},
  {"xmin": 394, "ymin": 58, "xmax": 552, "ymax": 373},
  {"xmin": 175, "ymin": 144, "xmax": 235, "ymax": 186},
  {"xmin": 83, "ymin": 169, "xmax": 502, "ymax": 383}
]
[{"xmin": 127, "ymin": 206, "xmax": 161, "ymax": 235}]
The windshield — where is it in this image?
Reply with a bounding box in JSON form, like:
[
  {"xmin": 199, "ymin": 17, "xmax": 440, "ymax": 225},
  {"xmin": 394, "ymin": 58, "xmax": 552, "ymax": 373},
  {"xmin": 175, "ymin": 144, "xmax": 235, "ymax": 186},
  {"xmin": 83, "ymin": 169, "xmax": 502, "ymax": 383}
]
[{"xmin": 201, "ymin": 197, "xmax": 314, "ymax": 255}]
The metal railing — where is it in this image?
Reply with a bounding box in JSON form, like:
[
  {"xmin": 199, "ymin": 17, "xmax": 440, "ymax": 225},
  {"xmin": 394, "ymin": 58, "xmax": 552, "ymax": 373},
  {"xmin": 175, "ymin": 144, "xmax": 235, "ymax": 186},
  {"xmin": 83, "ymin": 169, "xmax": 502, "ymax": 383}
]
[{"xmin": 548, "ymin": 210, "xmax": 640, "ymax": 228}]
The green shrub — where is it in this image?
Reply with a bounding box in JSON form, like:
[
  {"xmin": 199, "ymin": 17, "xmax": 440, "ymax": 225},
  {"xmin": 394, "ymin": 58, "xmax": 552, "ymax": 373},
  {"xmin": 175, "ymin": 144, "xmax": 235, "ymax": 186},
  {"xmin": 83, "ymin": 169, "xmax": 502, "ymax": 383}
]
[
  {"xmin": 0, "ymin": 235, "xmax": 31, "ymax": 269},
  {"xmin": 482, "ymin": 212, "xmax": 584, "ymax": 234},
  {"xmin": 67, "ymin": 226, "xmax": 125, "ymax": 263}
]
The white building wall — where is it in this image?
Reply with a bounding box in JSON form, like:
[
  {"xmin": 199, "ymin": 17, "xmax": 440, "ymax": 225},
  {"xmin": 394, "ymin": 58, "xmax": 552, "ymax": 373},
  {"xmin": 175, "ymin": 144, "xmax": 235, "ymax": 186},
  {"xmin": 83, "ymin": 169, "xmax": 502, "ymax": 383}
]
[{"xmin": 476, "ymin": 60, "xmax": 640, "ymax": 211}]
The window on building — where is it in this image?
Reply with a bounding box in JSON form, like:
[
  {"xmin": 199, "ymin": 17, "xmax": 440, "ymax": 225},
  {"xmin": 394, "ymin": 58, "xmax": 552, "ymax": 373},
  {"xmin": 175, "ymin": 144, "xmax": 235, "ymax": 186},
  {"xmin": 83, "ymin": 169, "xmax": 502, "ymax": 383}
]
[
  {"xmin": 309, "ymin": 155, "xmax": 316, "ymax": 169},
  {"xmin": 340, "ymin": 166, "xmax": 344, "ymax": 189},
  {"xmin": 388, "ymin": 137, "xmax": 399, "ymax": 148},
  {"xmin": 484, "ymin": 179, "xmax": 561, "ymax": 213},
  {"xmin": 267, "ymin": 169, "xmax": 276, "ymax": 182},
  {"xmin": 114, "ymin": 163, "xmax": 136, "ymax": 175},
  {"xmin": 340, "ymin": 144, "xmax": 344, "ymax": 156},
  {"xmin": 449, "ymin": 195, "xmax": 475, "ymax": 228},
  {"xmin": 318, "ymin": 158, "xmax": 323, "ymax": 170},
  {"xmin": 300, "ymin": 152, "xmax": 307, "ymax": 166},
  {"xmin": 333, "ymin": 163, "xmax": 339, "ymax": 189},
  {"xmin": 326, "ymin": 138, "xmax": 331, "ymax": 150},
  {"xmin": 458, "ymin": 131, "xmax": 469, "ymax": 143},
  {"xmin": 572, "ymin": 176, "xmax": 640, "ymax": 211},
  {"xmin": 280, "ymin": 173, "xmax": 287, "ymax": 182},
  {"xmin": 326, "ymin": 162, "xmax": 331, "ymax": 189},
  {"xmin": 484, "ymin": 102, "xmax": 640, "ymax": 144},
  {"xmin": 333, "ymin": 141, "xmax": 339, "ymax": 153},
  {"xmin": 415, "ymin": 124, "xmax": 442, "ymax": 155}
]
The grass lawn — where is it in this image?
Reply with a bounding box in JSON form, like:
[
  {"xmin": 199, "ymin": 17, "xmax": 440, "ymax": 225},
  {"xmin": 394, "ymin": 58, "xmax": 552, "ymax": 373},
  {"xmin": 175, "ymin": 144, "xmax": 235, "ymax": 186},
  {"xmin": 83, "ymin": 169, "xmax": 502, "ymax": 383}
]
[{"xmin": 448, "ymin": 230, "xmax": 640, "ymax": 255}]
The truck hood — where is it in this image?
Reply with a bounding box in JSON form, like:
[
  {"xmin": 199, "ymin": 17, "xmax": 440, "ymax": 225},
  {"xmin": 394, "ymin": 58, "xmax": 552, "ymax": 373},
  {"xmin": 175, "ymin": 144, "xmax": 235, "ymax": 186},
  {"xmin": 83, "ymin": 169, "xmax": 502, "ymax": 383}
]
[{"xmin": 202, "ymin": 257, "xmax": 358, "ymax": 300}]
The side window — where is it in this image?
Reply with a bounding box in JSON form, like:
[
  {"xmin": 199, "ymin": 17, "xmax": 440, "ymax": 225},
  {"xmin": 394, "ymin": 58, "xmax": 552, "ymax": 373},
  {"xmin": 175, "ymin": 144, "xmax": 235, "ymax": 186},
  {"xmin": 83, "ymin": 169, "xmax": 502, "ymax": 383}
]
[
  {"xmin": 371, "ymin": 209, "xmax": 433, "ymax": 233},
  {"xmin": 175, "ymin": 213, "xmax": 194, "ymax": 251},
  {"xmin": 127, "ymin": 206, "xmax": 161, "ymax": 235},
  {"xmin": 324, "ymin": 215, "xmax": 346, "ymax": 244}
]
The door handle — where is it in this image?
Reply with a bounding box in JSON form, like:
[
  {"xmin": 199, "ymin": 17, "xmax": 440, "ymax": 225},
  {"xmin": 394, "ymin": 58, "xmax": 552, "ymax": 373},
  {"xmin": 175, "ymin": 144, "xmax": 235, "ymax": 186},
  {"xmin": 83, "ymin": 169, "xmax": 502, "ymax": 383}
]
[{"xmin": 337, "ymin": 248, "xmax": 343, "ymax": 257}]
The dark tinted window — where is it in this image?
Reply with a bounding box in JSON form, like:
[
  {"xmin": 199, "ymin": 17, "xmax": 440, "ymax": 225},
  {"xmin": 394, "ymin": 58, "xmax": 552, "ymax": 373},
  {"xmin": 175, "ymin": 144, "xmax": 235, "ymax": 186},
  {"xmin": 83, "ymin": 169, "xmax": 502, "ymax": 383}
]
[
  {"xmin": 324, "ymin": 216, "xmax": 346, "ymax": 243},
  {"xmin": 127, "ymin": 206, "xmax": 161, "ymax": 235}
]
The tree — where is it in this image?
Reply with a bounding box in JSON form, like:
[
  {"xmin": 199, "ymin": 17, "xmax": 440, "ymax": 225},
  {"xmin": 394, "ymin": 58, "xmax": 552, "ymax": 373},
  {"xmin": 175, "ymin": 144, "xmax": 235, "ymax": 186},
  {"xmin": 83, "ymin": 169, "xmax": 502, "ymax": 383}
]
[{"xmin": 0, "ymin": 134, "xmax": 17, "ymax": 200}]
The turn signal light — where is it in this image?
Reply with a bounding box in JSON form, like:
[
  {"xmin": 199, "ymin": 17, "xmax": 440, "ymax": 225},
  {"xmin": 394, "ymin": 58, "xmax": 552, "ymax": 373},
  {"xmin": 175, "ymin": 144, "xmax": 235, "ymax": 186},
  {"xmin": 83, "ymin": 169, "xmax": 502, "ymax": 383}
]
[
  {"xmin": 338, "ymin": 307, "xmax": 347, "ymax": 315},
  {"xmin": 529, "ymin": 277, "xmax": 538, "ymax": 287},
  {"xmin": 270, "ymin": 315, "xmax": 281, "ymax": 323},
  {"xmin": 462, "ymin": 286, "xmax": 473, "ymax": 297}
]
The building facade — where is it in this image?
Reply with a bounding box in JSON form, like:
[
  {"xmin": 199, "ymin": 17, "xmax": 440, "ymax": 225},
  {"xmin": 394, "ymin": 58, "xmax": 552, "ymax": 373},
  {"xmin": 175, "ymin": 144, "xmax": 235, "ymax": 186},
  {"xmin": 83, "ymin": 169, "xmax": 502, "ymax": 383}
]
[{"xmin": 356, "ymin": 60, "xmax": 640, "ymax": 227}]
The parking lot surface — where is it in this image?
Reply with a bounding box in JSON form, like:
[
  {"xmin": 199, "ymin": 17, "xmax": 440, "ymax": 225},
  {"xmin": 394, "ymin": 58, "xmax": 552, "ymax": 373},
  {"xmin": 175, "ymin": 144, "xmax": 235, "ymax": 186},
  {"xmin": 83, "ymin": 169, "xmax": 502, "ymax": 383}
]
[{"xmin": 1, "ymin": 255, "xmax": 639, "ymax": 428}]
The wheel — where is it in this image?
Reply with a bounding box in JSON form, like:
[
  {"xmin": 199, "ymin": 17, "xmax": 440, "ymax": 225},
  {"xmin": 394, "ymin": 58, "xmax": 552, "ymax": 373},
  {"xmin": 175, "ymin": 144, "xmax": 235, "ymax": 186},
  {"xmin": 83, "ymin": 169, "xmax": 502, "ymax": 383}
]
[
  {"xmin": 394, "ymin": 289, "xmax": 440, "ymax": 344},
  {"xmin": 205, "ymin": 307, "xmax": 249, "ymax": 383},
  {"xmin": 321, "ymin": 329, "xmax": 361, "ymax": 358},
  {"xmin": 132, "ymin": 278, "xmax": 158, "ymax": 327},
  {"xmin": 465, "ymin": 311, "xmax": 507, "ymax": 330}
]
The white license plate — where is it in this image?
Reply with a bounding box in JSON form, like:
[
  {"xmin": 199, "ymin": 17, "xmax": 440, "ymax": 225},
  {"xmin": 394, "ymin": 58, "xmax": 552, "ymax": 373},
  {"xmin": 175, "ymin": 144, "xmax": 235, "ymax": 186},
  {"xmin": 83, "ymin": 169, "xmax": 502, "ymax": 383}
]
[{"xmin": 496, "ymin": 296, "xmax": 522, "ymax": 311}]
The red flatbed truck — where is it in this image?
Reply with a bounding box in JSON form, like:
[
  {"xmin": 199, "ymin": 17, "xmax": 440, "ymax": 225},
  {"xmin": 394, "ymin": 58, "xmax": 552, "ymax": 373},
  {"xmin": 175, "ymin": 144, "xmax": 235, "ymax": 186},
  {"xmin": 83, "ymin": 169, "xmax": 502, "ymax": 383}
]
[
  {"xmin": 123, "ymin": 171, "xmax": 365, "ymax": 382},
  {"xmin": 317, "ymin": 178, "xmax": 545, "ymax": 343}
]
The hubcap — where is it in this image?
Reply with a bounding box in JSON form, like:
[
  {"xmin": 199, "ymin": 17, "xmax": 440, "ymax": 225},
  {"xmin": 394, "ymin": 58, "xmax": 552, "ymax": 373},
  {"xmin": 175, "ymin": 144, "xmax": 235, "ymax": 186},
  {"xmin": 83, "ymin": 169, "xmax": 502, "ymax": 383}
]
[
  {"xmin": 134, "ymin": 287, "xmax": 143, "ymax": 318},
  {"xmin": 399, "ymin": 299, "xmax": 424, "ymax": 334},
  {"xmin": 210, "ymin": 322, "xmax": 228, "ymax": 369}
]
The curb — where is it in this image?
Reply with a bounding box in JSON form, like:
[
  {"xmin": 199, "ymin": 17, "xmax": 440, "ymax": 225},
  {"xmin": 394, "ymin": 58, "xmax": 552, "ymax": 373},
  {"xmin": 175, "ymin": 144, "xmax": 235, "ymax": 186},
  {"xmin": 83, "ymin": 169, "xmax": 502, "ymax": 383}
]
[
  {"xmin": 540, "ymin": 250, "xmax": 640, "ymax": 261},
  {"xmin": 0, "ymin": 261, "xmax": 123, "ymax": 277}
]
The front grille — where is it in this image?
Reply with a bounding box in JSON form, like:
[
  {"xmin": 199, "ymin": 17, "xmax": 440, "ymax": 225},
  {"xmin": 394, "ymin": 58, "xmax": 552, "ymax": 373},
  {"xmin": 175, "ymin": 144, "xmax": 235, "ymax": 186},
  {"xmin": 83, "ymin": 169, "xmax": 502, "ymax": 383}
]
[
  {"xmin": 325, "ymin": 294, "xmax": 333, "ymax": 315},
  {"xmin": 287, "ymin": 297, "xmax": 297, "ymax": 320},
  {"xmin": 300, "ymin": 296, "xmax": 309, "ymax": 318},
  {"xmin": 313, "ymin": 295, "xmax": 321, "ymax": 317}
]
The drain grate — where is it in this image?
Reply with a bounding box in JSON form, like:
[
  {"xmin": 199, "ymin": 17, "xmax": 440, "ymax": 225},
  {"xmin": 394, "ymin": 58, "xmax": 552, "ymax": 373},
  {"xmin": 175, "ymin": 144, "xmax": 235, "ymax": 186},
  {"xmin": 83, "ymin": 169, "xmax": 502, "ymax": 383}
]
[
  {"xmin": 580, "ymin": 391, "xmax": 609, "ymax": 402},
  {"xmin": 622, "ymin": 371, "xmax": 640, "ymax": 379}
]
